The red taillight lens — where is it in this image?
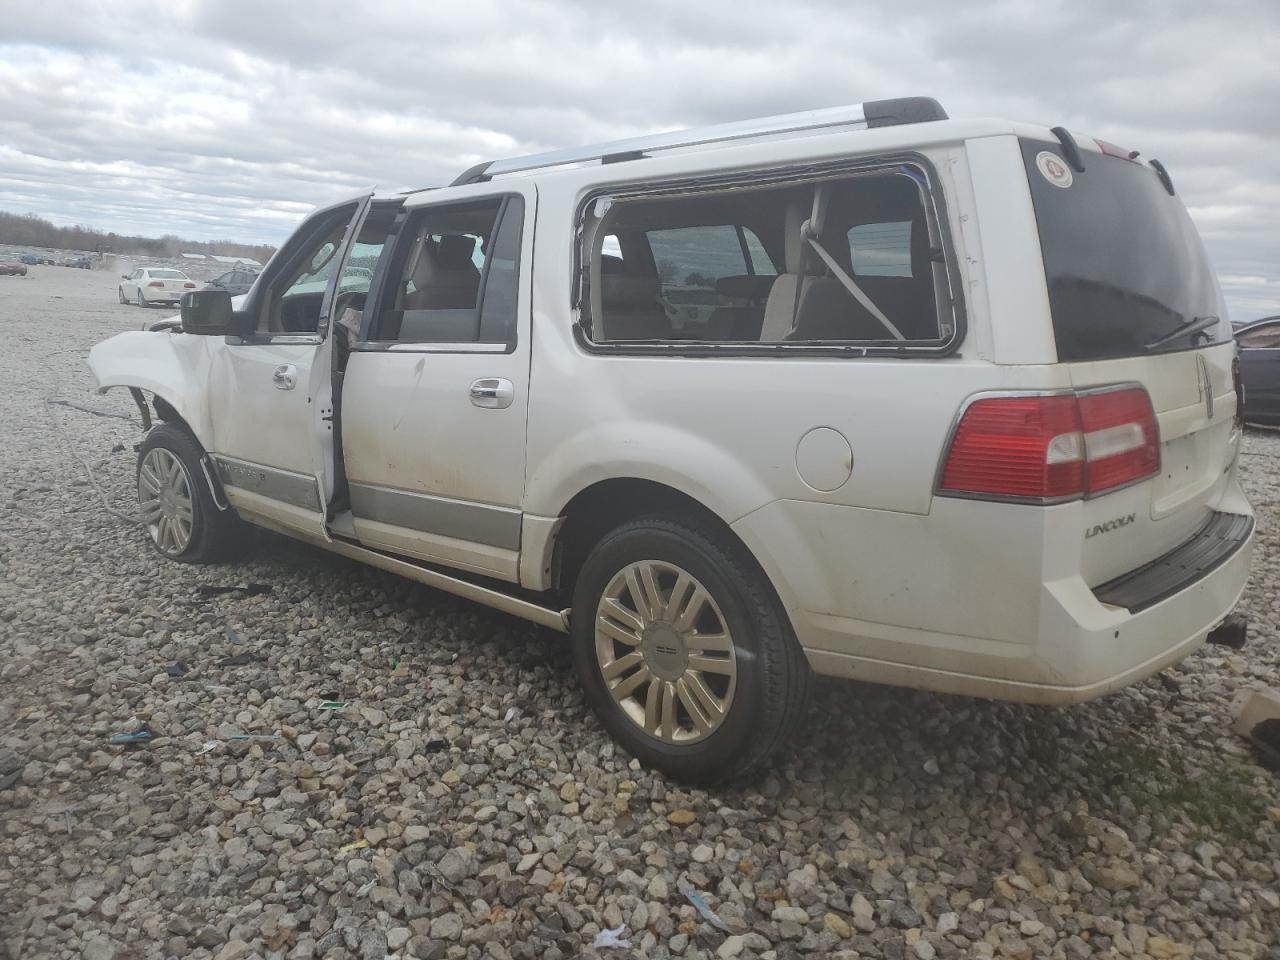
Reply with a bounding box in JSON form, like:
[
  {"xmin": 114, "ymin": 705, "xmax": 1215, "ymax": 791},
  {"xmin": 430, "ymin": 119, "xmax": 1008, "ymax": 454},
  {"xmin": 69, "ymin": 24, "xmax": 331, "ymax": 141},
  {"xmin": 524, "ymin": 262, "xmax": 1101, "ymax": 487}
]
[
  {"xmin": 939, "ymin": 387, "xmax": 1159, "ymax": 502},
  {"xmin": 147, "ymin": 281, "xmax": 164, "ymax": 287},
  {"xmin": 184, "ymin": 282, "xmax": 196, "ymax": 288},
  {"xmin": 940, "ymin": 395, "xmax": 1084, "ymax": 500},
  {"xmin": 1077, "ymin": 387, "xmax": 1159, "ymax": 494}
]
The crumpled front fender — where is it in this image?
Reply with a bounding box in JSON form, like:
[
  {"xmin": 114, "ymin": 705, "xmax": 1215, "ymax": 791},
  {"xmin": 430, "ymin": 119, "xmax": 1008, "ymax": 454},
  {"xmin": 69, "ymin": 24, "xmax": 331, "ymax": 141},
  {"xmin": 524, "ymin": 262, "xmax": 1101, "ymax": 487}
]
[{"xmin": 87, "ymin": 331, "xmax": 217, "ymax": 449}]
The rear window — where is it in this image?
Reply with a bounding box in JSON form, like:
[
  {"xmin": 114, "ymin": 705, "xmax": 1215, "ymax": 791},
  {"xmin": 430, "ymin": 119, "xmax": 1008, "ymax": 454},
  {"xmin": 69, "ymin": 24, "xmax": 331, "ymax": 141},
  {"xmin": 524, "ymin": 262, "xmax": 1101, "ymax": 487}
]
[
  {"xmin": 150, "ymin": 269, "xmax": 186, "ymax": 279},
  {"xmin": 1020, "ymin": 139, "xmax": 1227, "ymax": 361}
]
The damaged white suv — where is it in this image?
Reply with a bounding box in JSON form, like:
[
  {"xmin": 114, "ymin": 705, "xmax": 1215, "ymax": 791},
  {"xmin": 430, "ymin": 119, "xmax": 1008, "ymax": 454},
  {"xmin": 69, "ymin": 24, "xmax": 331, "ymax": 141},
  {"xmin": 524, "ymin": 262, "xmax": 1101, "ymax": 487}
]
[{"xmin": 90, "ymin": 97, "xmax": 1254, "ymax": 783}]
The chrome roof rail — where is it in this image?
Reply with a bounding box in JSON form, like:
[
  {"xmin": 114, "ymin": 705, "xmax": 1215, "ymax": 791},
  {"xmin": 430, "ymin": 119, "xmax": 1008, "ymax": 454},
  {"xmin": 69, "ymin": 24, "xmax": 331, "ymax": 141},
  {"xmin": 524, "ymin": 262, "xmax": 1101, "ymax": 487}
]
[{"xmin": 451, "ymin": 97, "xmax": 947, "ymax": 186}]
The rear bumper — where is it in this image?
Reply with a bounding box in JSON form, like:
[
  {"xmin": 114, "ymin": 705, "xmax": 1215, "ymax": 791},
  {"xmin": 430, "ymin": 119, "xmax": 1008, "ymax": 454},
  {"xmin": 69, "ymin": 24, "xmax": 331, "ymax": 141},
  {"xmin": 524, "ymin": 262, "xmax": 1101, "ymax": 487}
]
[
  {"xmin": 805, "ymin": 516, "xmax": 1253, "ymax": 704},
  {"xmin": 736, "ymin": 488, "xmax": 1255, "ymax": 705},
  {"xmin": 1093, "ymin": 511, "xmax": 1253, "ymax": 613}
]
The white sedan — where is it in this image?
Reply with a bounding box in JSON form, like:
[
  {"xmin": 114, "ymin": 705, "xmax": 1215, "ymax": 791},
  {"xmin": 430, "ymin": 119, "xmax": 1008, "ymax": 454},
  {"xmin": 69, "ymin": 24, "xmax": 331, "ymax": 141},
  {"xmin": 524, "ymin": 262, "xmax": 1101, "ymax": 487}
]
[{"xmin": 118, "ymin": 268, "xmax": 197, "ymax": 307}]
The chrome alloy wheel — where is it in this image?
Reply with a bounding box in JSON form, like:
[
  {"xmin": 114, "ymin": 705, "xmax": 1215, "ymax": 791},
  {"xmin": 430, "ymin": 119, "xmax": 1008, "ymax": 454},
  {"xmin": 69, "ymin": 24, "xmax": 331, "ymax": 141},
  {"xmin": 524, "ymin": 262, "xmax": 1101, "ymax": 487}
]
[
  {"xmin": 138, "ymin": 448, "xmax": 194, "ymax": 556},
  {"xmin": 594, "ymin": 560, "xmax": 737, "ymax": 744}
]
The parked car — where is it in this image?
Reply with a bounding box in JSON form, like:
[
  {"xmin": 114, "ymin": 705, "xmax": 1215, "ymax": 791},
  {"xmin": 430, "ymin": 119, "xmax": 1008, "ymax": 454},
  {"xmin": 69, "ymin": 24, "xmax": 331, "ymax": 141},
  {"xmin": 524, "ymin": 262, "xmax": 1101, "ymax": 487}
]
[
  {"xmin": 118, "ymin": 267, "xmax": 197, "ymax": 306},
  {"xmin": 63, "ymin": 255, "xmax": 92, "ymax": 269},
  {"xmin": 1235, "ymin": 315, "xmax": 1280, "ymax": 425},
  {"xmin": 204, "ymin": 265, "xmax": 259, "ymax": 297},
  {"xmin": 0, "ymin": 263, "xmax": 27, "ymax": 276},
  {"xmin": 18, "ymin": 253, "xmax": 40, "ymax": 265},
  {"xmin": 89, "ymin": 97, "xmax": 1254, "ymax": 782}
]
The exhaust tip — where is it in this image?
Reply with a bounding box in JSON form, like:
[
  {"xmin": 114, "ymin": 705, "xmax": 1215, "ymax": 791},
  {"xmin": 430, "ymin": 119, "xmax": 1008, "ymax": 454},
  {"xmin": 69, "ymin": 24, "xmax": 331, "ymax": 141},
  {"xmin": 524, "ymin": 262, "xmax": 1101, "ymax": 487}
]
[{"xmin": 1207, "ymin": 613, "xmax": 1248, "ymax": 650}]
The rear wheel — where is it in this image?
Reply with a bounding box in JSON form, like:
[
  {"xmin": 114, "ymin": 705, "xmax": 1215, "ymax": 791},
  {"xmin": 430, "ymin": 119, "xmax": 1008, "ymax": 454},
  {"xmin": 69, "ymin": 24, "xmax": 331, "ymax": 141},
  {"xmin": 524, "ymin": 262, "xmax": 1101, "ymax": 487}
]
[
  {"xmin": 570, "ymin": 515, "xmax": 811, "ymax": 784},
  {"xmin": 137, "ymin": 423, "xmax": 244, "ymax": 562}
]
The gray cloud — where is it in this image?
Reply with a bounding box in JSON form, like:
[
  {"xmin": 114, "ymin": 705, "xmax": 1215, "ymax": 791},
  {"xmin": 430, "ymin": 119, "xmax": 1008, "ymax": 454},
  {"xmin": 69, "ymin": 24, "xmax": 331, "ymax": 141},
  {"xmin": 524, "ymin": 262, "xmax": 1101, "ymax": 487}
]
[{"xmin": 1, "ymin": 0, "xmax": 1277, "ymax": 318}]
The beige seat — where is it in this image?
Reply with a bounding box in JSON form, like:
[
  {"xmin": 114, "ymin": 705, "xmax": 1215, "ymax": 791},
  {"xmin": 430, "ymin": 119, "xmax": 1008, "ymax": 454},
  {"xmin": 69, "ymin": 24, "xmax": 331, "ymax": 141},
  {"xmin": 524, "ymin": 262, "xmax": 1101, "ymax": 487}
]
[
  {"xmin": 402, "ymin": 234, "xmax": 481, "ymax": 311},
  {"xmin": 759, "ymin": 197, "xmax": 844, "ymax": 341}
]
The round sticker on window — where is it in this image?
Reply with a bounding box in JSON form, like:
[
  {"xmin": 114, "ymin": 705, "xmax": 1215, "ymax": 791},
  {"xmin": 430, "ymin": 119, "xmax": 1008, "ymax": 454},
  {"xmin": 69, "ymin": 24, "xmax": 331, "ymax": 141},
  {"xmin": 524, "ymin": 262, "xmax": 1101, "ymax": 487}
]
[{"xmin": 1036, "ymin": 151, "xmax": 1073, "ymax": 188}]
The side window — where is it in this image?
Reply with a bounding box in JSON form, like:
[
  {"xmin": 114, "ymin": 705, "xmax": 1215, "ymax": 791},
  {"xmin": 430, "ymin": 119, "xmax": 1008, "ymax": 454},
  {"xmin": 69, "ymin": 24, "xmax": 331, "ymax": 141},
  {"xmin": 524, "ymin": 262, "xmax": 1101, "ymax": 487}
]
[
  {"xmin": 1238, "ymin": 323, "xmax": 1280, "ymax": 348},
  {"xmin": 847, "ymin": 221, "xmax": 912, "ymax": 277},
  {"xmin": 372, "ymin": 196, "xmax": 522, "ymax": 345},
  {"xmin": 584, "ymin": 166, "xmax": 948, "ymax": 348}
]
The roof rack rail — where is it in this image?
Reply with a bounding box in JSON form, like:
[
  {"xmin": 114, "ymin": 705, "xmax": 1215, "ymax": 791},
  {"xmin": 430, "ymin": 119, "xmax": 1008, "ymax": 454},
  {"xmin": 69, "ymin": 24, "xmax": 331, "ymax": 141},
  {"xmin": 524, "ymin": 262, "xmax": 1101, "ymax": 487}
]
[{"xmin": 451, "ymin": 96, "xmax": 947, "ymax": 186}]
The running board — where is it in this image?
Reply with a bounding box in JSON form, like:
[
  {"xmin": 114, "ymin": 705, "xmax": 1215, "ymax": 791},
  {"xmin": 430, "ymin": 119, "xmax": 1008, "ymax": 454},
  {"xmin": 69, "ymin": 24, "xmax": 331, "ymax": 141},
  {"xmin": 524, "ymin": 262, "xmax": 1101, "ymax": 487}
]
[{"xmin": 243, "ymin": 513, "xmax": 570, "ymax": 632}]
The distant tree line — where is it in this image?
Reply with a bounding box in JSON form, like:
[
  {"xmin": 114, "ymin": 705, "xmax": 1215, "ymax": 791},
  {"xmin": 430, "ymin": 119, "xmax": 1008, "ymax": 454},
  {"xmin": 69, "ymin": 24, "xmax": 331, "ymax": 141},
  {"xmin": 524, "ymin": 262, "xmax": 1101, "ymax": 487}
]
[{"xmin": 0, "ymin": 210, "xmax": 276, "ymax": 263}]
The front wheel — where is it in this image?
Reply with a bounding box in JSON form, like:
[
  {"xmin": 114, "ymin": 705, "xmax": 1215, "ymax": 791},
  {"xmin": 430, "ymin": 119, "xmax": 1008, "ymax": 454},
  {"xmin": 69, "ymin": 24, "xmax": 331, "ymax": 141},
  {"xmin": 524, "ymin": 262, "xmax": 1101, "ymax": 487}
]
[
  {"xmin": 137, "ymin": 423, "xmax": 244, "ymax": 562},
  {"xmin": 570, "ymin": 515, "xmax": 811, "ymax": 784},
  {"xmin": 136, "ymin": 288, "xmax": 147, "ymax": 307},
  {"xmin": 118, "ymin": 286, "xmax": 127, "ymax": 304}
]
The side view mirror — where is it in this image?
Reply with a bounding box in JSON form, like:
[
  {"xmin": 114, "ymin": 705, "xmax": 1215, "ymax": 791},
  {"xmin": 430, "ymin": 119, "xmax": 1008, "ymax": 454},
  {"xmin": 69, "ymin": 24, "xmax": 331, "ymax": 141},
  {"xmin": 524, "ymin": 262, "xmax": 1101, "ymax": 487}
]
[
  {"xmin": 180, "ymin": 290, "xmax": 233, "ymax": 335},
  {"xmin": 121, "ymin": 274, "xmax": 129, "ymax": 279}
]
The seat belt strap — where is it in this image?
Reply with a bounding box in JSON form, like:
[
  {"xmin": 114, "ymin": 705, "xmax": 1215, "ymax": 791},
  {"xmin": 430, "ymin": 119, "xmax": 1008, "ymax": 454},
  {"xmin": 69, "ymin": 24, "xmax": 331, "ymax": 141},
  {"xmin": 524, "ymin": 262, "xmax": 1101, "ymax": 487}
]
[{"xmin": 804, "ymin": 237, "xmax": 906, "ymax": 341}]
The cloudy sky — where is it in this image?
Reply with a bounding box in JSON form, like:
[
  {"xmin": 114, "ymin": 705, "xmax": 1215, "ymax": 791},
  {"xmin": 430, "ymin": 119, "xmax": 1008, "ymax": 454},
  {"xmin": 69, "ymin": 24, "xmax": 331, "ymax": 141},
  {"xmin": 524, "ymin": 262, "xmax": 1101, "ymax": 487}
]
[{"xmin": 2, "ymin": 0, "xmax": 1277, "ymax": 319}]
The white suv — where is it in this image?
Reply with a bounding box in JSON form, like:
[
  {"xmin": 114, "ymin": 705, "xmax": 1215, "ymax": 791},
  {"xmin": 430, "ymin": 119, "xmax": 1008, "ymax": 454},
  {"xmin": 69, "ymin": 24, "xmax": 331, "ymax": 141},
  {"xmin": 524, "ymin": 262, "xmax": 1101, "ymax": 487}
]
[{"xmin": 89, "ymin": 97, "xmax": 1254, "ymax": 783}]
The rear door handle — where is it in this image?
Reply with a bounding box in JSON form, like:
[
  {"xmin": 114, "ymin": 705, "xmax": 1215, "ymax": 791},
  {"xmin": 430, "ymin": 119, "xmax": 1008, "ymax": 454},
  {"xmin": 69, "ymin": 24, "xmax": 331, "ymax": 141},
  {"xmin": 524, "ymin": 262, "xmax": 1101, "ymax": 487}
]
[
  {"xmin": 273, "ymin": 364, "xmax": 297, "ymax": 390},
  {"xmin": 469, "ymin": 377, "xmax": 514, "ymax": 409}
]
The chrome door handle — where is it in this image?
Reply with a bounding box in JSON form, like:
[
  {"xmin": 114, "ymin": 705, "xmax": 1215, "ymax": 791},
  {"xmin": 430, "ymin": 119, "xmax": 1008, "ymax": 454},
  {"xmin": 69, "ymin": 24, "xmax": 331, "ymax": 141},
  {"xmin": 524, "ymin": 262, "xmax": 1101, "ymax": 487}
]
[
  {"xmin": 272, "ymin": 364, "xmax": 297, "ymax": 390},
  {"xmin": 469, "ymin": 377, "xmax": 514, "ymax": 409}
]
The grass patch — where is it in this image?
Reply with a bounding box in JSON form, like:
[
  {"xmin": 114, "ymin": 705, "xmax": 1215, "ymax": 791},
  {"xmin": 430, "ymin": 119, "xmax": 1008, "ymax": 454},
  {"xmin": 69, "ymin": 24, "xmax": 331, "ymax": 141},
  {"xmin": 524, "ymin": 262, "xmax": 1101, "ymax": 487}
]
[{"xmin": 1091, "ymin": 740, "xmax": 1269, "ymax": 843}]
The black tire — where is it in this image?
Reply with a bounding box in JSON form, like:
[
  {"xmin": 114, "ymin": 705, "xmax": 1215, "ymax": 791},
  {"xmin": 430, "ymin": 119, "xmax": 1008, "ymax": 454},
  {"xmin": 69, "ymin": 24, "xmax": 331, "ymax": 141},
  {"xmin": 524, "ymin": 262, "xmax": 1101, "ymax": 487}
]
[
  {"xmin": 570, "ymin": 514, "xmax": 811, "ymax": 784},
  {"xmin": 118, "ymin": 286, "xmax": 126, "ymax": 304},
  {"xmin": 136, "ymin": 422, "xmax": 245, "ymax": 563},
  {"xmin": 136, "ymin": 288, "xmax": 147, "ymax": 307}
]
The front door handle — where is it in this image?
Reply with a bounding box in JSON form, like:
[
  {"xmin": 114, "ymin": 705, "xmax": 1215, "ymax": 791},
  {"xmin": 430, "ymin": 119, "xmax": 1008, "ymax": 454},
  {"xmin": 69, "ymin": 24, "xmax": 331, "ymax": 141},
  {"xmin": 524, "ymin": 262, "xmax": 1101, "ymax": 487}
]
[
  {"xmin": 469, "ymin": 377, "xmax": 514, "ymax": 409},
  {"xmin": 273, "ymin": 364, "xmax": 297, "ymax": 390}
]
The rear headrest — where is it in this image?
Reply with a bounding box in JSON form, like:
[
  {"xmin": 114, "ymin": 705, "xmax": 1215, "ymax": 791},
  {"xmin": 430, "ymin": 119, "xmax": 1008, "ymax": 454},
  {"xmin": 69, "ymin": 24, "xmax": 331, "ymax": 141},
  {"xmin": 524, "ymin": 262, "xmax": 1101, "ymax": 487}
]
[
  {"xmin": 716, "ymin": 274, "xmax": 776, "ymax": 300},
  {"xmin": 436, "ymin": 234, "xmax": 476, "ymax": 270},
  {"xmin": 601, "ymin": 273, "xmax": 660, "ymax": 306}
]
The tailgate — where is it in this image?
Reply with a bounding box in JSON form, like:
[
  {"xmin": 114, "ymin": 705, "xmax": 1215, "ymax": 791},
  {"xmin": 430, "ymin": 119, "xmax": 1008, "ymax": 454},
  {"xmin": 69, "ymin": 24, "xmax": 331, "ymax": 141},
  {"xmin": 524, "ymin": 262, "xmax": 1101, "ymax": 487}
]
[
  {"xmin": 1015, "ymin": 134, "xmax": 1243, "ymax": 587},
  {"xmin": 1068, "ymin": 343, "xmax": 1240, "ymax": 585}
]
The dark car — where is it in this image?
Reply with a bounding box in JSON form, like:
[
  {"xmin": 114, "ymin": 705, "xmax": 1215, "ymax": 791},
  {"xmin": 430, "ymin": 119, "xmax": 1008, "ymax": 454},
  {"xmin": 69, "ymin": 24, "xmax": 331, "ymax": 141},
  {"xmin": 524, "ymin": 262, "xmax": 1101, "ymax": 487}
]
[
  {"xmin": 204, "ymin": 266, "xmax": 258, "ymax": 297},
  {"xmin": 18, "ymin": 253, "xmax": 39, "ymax": 265},
  {"xmin": 63, "ymin": 256, "xmax": 92, "ymax": 269},
  {"xmin": 1235, "ymin": 315, "xmax": 1280, "ymax": 425},
  {"xmin": 0, "ymin": 263, "xmax": 27, "ymax": 277}
]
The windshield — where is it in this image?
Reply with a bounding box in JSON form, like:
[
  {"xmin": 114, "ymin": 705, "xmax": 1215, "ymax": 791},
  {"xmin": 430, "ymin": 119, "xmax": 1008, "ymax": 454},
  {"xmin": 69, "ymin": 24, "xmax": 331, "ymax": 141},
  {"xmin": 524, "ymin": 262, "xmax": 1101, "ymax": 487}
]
[{"xmin": 1020, "ymin": 138, "xmax": 1227, "ymax": 361}]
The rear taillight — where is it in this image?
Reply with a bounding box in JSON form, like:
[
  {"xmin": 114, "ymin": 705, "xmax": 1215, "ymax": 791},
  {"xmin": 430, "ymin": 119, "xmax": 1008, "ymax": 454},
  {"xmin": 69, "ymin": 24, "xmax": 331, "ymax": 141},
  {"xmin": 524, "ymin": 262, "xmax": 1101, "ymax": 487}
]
[
  {"xmin": 939, "ymin": 386, "xmax": 1159, "ymax": 503},
  {"xmin": 147, "ymin": 281, "xmax": 164, "ymax": 287},
  {"xmin": 184, "ymin": 282, "xmax": 196, "ymax": 288}
]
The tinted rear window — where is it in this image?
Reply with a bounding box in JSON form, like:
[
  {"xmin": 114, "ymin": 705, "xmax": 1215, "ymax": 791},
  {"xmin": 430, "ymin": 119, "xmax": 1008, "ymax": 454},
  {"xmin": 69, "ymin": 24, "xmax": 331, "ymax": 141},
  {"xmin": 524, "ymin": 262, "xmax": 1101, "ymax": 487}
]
[{"xmin": 1021, "ymin": 139, "xmax": 1226, "ymax": 361}]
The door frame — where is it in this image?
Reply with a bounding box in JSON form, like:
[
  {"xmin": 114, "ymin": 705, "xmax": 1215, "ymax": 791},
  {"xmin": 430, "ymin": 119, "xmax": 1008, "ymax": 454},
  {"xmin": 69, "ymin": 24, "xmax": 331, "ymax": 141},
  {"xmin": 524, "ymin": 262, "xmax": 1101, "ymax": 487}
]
[
  {"xmin": 206, "ymin": 192, "xmax": 373, "ymax": 538},
  {"xmin": 336, "ymin": 180, "xmax": 537, "ymax": 580}
]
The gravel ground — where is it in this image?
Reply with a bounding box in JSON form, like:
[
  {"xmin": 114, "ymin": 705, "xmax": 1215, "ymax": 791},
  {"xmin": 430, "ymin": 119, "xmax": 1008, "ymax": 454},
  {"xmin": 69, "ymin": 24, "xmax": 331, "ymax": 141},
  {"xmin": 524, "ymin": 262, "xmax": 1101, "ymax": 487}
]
[{"xmin": 2, "ymin": 266, "xmax": 1278, "ymax": 960}]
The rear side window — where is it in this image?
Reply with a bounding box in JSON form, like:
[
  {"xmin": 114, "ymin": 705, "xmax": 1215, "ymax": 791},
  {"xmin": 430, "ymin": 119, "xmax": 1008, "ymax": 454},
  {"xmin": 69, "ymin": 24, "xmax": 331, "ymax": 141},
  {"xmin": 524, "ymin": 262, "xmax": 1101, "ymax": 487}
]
[
  {"xmin": 1021, "ymin": 139, "xmax": 1227, "ymax": 361},
  {"xmin": 371, "ymin": 196, "xmax": 523, "ymax": 345},
  {"xmin": 581, "ymin": 163, "xmax": 955, "ymax": 349}
]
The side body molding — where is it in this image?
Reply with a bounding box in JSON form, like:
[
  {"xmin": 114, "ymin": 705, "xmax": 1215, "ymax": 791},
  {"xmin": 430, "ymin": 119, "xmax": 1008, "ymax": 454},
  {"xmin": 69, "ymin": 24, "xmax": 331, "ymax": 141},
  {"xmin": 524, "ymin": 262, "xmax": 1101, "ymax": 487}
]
[{"xmin": 87, "ymin": 331, "xmax": 218, "ymax": 447}]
